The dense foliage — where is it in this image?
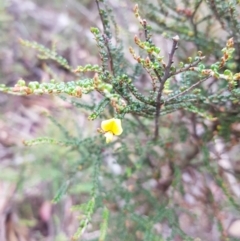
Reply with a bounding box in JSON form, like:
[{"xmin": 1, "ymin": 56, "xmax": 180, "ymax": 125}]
[{"xmin": 1, "ymin": 0, "xmax": 240, "ymax": 240}]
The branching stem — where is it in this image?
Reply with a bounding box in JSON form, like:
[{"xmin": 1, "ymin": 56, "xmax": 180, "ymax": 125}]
[
  {"xmin": 172, "ymin": 57, "xmax": 205, "ymax": 76},
  {"xmin": 143, "ymin": 20, "xmax": 162, "ymax": 84},
  {"xmin": 95, "ymin": 0, "xmax": 115, "ymax": 76},
  {"xmin": 154, "ymin": 36, "xmax": 179, "ymax": 140},
  {"xmin": 165, "ymin": 76, "xmax": 210, "ymax": 103}
]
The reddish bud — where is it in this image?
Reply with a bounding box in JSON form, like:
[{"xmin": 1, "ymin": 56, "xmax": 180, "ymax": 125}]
[
  {"xmin": 133, "ymin": 4, "xmax": 138, "ymax": 13},
  {"xmin": 227, "ymin": 38, "xmax": 234, "ymax": 48},
  {"xmin": 74, "ymin": 86, "xmax": 82, "ymax": 97}
]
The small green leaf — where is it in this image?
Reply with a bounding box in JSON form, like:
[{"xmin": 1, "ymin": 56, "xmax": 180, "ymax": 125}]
[{"xmin": 52, "ymin": 180, "xmax": 71, "ymax": 203}]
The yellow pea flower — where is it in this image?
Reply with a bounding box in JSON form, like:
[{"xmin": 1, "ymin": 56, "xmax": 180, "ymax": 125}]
[{"xmin": 101, "ymin": 118, "xmax": 123, "ymax": 143}]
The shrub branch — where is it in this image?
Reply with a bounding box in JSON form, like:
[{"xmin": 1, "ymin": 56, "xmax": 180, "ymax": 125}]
[{"xmin": 154, "ymin": 35, "xmax": 179, "ymax": 140}]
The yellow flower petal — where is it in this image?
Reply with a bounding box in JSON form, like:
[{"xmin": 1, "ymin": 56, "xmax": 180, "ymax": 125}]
[
  {"xmin": 101, "ymin": 119, "xmax": 113, "ymax": 132},
  {"xmin": 104, "ymin": 131, "xmax": 114, "ymax": 143},
  {"xmin": 111, "ymin": 119, "xmax": 123, "ymax": 135},
  {"xmin": 101, "ymin": 118, "xmax": 123, "ymax": 136}
]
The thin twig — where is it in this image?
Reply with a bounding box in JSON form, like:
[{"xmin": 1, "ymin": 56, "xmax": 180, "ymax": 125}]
[
  {"xmin": 165, "ymin": 76, "xmax": 210, "ymax": 103},
  {"xmin": 95, "ymin": 0, "xmax": 115, "ymax": 76},
  {"xmin": 172, "ymin": 56, "xmax": 205, "ymax": 76},
  {"xmin": 192, "ymin": 0, "xmax": 203, "ymax": 18},
  {"xmin": 133, "ymin": 115, "xmax": 150, "ymax": 134},
  {"xmin": 208, "ymin": 0, "xmax": 225, "ymax": 30},
  {"xmin": 103, "ymin": 35, "xmax": 115, "ymax": 76},
  {"xmin": 143, "ymin": 20, "xmax": 162, "ymax": 83},
  {"xmin": 189, "ymin": 0, "xmax": 203, "ymax": 50},
  {"xmin": 191, "ymin": 0, "xmax": 203, "ymax": 30},
  {"xmin": 154, "ymin": 36, "xmax": 179, "ymax": 140}
]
